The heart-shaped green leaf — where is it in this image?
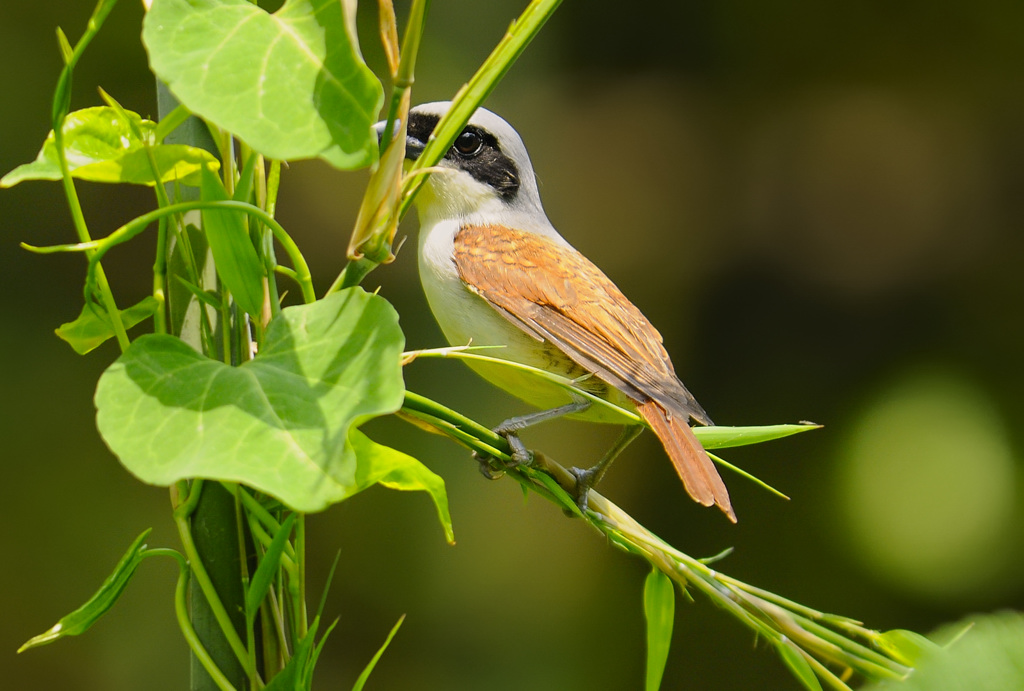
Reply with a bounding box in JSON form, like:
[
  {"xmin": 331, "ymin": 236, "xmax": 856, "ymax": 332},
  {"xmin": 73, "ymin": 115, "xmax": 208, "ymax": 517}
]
[
  {"xmin": 1, "ymin": 107, "xmax": 218, "ymax": 188},
  {"xmin": 95, "ymin": 289, "xmax": 407, "ymax": 512},
  {"xmin": 143, "ymin": 0, "xmax": 383, "ymax": 169},
  {"xmin": 349, "ymin": 429, "xmax": 453, "ymax": 544}
]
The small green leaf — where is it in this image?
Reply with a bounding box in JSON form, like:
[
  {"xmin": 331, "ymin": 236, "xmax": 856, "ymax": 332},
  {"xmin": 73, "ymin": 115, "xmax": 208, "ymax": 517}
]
[
  {"xmin": 694, "ymin": 423, "xmax": 821, "ymax": 450},
  {"xmin": 95, "ymin": 288, "xmax": 406, "ymax": 512},
  {"xmin": 305, "ymin": 617, "xmax": 339, "ymax": 689},
  {"xmin": 644, "ymin": 568, "xmax": 675, "ymax": 691},
  {"xmin": 777, "ymin": 643, "xmax": 823, "ymax": 691},
  {"xmin": 154, "ymin": 104, "xmax": 192, "ymax": 143},
  {"xmin": 56, "ymin": 297, "xmax": 159, "ymax": 354},
  {"xmin": 875, "ymin": 629, "xmax": 940, "ymax": 667},
  {"xmin": 56, "ymin": 27, "xmax": 73, "ymax": 64},
  {"xmin": 264, "ymin": 615, "xmax": 320, "ymax": 691},
  {"xmin": 19, "ymin": 530, "xmax": 151, "ymax": 652},
  {"xmin": 199, "ymin": 166, "xmax": 266, "ymax": 317},
  {"xmin": 143, "ymin": 0, "xmax": 383, "ymax": 169},
  {"xmin": 233, "ymin": 150, "xmax": 259, "ymax": 204},
  {"xmin": 350, "ymin": 430, "xmax": 454, "ymax": 544},
  {"xmin": 172, "ymin": 275, "xmax": 223, "ymax": 310},
  {"xmin": 1, "ymin": 107, "xmax": 219, "ymax": 188},
  {"xmin": 246, "ymin": 513, "xmax": 296, "ymax": 621},
  {"xmin": 315, "ymin": 552, "xmax": 341, "ymax": 624},
  {"xmin": 351, "ymin": 615, "xmax": 405, "ymax": 691}
]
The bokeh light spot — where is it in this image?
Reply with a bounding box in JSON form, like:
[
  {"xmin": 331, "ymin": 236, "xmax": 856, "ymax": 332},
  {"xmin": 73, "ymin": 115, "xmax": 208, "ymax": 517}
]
[{"xmin": 837, "ymin": 369, "xmax": 1017, "ymax": 603}]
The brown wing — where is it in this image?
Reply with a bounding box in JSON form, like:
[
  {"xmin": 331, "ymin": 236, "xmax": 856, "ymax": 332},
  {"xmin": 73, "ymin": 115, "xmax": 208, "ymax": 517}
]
[
  {"xmin": 453, "ymin": 224, "xmax": 734, "ymax": 520},
  {"xmin": 453, "ymin": 224, "xmax": 711, "ymax": 424}
]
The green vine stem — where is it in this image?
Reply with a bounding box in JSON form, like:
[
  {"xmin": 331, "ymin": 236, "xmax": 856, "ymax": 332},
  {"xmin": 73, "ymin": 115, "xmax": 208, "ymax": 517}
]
[
  {"xmin": 22, "ymin": 199, "xmax": 316, "ymax": 305},
  {"xmin": 144, "ymin": 549, "xmax": 239, "ymax": 691},
  {"xmin": 52, "ymin": 0, "xmax": 130, "ymax": 350}
]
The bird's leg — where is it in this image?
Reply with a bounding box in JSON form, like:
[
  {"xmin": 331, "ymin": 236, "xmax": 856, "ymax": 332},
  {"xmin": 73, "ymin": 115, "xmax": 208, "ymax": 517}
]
[
  {"xmin": 475, "ymin": 398, "xmax": 591, "ymax": 478},
  {"xmin": 570, "ymin": 424, "xmax": 645, "ymax": 513}
]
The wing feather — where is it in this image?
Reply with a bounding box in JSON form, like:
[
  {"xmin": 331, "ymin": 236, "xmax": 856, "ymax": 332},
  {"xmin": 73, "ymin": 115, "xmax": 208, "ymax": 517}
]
[{"xmin": 454, "ymin": 225, "xmax": 711, "ymax": 424}]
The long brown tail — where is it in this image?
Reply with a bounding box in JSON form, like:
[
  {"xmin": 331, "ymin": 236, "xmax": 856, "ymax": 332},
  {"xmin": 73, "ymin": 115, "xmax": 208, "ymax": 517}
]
[{"xmin": 637, "ymin": 400, "xmax": 736, "ymax": 523}]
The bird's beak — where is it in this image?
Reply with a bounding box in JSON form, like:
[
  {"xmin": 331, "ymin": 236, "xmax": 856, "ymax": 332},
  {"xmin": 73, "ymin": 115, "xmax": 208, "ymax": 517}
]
[{"xmin": 373, "ymin": 119, "xmax": 425, "ymax": 161}]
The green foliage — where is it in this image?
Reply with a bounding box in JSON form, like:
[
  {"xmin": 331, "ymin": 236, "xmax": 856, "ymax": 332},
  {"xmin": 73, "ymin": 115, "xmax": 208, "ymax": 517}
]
[
  {"xmin": 350, "ymin": 616, "xmax": 406, "ymax": 691},
  {"xmin": 95, "ymin": 289, "xmax": 414, "ymax": 513},
  {"xmin": 643, "ymin": 568, "xmax": 675, "ymax": 691},
  {"xmin": 56, "ymin": 297, "xmax": 159, "ymax": 354},
  {"xmin": 143, "ymin": 0, "xmax": 383, "ymax": 169},
  {"xmin": 18, "ymin": 530, "xmax": 152, "ymax": 652},
  {"xmin": 348, "ymin": 429, "xmax": 454, "ymax": 544},
  {"xmin": 778, "ymin": 644, "xmax": 824, "ymax": 691},
  {"xmin": 1, "ymin": 106, "xmax": 218, "ymax": 188},
  {"xmin": 198, "ymin": 165, "xmax": 267, "ymax": 318},
  {"xmin": 262, "ymin": 615, "xmax": 324, "ymax": 691},
  {"xmin": 865, "ymin": 612, "xmax": 1024, "ymax": 691},
  {"xmin": 695, "ymin": 422, "xmax": 822, "ymax": 449},
  {"xmin": 6, "ymin": 0, "xmax": 926, "ymax": 689},
  {"xmin": 245, "ymin": 514, "xmax": 296, "ymax": 624},
  {"xmin": 875, "ymin": 629, "xmax": 942, "ymax": 668}
]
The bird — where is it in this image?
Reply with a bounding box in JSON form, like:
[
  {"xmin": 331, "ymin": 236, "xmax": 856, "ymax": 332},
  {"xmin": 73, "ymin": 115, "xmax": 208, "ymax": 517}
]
[{"xmin": 392, "ymin": 101, "xmax": 735, "ymax": 522}]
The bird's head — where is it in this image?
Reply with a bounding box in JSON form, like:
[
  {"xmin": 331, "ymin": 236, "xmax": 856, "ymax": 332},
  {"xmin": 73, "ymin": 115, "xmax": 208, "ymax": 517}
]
[{"xmin": 376, "ymin": 102, "xmax": 549, "ymax": 230}]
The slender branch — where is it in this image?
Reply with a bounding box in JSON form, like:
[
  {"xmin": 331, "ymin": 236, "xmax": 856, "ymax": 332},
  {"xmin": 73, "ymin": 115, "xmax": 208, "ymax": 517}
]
[{"xmin": 396, "ymin": 389, "xmax": 911, "ymax": 687}]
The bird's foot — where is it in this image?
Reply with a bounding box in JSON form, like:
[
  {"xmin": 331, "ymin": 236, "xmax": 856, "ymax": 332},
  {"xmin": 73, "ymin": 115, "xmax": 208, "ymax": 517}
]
[
  {"xmin": 492, "ymin": 422, "xmax": 535, "ymax": 467},
  {"xmin": 569, "ymin": 465, "xmax": 598, "ymax": 514},
  {"xmin": 473, "ymin": 424, "xmax": 535, "ymax": 480},
  {"xmin": 473, "ymin": 452, "xmax": 505, "ymax": 480}
]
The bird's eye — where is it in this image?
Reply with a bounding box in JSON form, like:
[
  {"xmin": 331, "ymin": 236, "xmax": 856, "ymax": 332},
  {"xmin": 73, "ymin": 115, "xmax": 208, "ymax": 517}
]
[{"xmin": 454, "ymin": 129, "xmax": 484, "ymax": 157}]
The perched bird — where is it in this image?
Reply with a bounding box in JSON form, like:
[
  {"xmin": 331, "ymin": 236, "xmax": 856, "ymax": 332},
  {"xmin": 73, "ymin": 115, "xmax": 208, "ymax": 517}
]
[{"xmin": 394, "ymin": 102, "xmax": 734, "ymax": 522}]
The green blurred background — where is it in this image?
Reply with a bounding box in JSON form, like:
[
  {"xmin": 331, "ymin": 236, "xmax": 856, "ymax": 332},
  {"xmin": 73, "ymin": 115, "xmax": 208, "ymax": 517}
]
[{"xmin": 3, "ymin": 1, "xmax": 1023, "ymax": 689}]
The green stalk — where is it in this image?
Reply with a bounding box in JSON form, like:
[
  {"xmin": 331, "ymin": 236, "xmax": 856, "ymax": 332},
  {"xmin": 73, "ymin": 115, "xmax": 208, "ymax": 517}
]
[
  {"xmin": 330, "ymin": 0, "xmax": 561, "ymax": 292},
  {"xmin": 264, "ymin": 160, "xmax": 283, "ymax": 318},
  {"xmin": 328, "ymin": 0, "xmax": 430, "ymax": 292},
  {"xmin": 396, "ymin": 389, "xmax": 912, "ymax": 688}
]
